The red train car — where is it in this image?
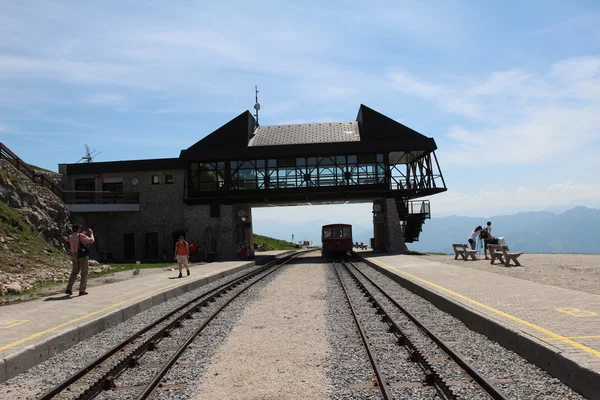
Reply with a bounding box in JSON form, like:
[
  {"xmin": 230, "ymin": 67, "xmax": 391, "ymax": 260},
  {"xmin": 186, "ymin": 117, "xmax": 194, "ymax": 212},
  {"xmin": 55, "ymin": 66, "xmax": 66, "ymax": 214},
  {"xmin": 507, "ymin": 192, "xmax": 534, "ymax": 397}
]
[{"xmin": 321, "ymin": 224, "xmax": 353, "ymax": 256}]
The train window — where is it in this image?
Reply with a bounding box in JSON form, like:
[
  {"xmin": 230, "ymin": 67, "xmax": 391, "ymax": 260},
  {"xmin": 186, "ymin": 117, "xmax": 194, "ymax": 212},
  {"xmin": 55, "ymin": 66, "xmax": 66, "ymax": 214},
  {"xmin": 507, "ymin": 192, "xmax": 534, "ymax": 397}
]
[
  {"xmin": 343, "ymin": 226, "xmax": 352, "ymax": 237},
  {"xmin": 333, "ymin": 227, "xmax": 343, "ymax": 237},
  {"xmin": 323, "ymin": 228, "xmax": 332, "ymax": 238}
]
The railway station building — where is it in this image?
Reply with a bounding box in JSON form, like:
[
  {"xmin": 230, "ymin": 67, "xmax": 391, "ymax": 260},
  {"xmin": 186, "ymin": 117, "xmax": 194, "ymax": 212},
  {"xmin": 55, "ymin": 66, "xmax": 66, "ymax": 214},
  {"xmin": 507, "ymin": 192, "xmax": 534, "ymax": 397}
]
[{"xmin": 59, "ymin": 105, "xmax": 446, "ymax": 261}]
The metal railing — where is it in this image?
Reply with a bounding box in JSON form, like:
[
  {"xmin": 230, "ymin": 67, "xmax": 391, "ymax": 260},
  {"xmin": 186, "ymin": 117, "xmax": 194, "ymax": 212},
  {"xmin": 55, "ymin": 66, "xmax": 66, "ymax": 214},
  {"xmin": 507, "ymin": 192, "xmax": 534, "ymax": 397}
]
[
  {"xmin": 0, "ymin": 142, "xmax": 64, "ymax": 200},
  {"xmin": 64, "ymin": 191, "xmax": 140, "ymax": 204},
  {"xmin": 397, "ymin": 199, "xmax": 430, "ymax": 218}
]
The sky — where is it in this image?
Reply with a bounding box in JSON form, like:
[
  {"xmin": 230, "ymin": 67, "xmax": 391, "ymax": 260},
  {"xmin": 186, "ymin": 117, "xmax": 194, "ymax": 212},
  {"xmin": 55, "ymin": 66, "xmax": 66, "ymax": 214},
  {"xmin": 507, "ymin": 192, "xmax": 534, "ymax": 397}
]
[{"xmin": 1, "ymin": 0, "xmax": 599, "ymax": 242}]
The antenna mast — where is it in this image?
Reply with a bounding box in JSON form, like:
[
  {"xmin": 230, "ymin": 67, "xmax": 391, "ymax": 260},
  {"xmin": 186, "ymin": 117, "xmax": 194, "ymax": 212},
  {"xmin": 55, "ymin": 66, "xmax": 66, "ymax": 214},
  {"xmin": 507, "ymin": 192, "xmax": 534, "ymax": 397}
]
[{"xmin": 253, "ymin": 85, "xmax": 260, "ymax": 127}]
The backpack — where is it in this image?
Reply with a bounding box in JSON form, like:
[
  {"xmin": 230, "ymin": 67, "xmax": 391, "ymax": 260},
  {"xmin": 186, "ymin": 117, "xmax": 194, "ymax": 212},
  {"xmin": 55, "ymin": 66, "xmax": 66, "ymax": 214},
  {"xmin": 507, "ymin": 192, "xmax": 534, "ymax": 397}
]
[{"xmin": 77, "ymin": 234, "xmax": 89, "ymax": 258}]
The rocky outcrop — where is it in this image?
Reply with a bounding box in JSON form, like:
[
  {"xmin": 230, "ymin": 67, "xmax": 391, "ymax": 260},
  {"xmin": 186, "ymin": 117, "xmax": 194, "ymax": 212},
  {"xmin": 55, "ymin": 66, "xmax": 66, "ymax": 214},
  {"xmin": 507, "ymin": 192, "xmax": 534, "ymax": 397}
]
[{"xmin": 0, "ymin": 160, "xmax": 70, "ymax": 251}]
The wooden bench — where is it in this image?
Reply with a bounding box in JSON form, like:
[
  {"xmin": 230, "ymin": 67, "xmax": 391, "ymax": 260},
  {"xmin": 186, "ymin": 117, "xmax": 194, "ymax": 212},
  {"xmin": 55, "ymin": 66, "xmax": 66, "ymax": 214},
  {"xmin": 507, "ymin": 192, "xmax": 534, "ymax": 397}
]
[
  {"xmin": 488, "ymin": 244, "xmax": 523, "ymax": 267},
  {"xmin": 452, "ymin": 244, "xmax": 478, "ymax": 261}
]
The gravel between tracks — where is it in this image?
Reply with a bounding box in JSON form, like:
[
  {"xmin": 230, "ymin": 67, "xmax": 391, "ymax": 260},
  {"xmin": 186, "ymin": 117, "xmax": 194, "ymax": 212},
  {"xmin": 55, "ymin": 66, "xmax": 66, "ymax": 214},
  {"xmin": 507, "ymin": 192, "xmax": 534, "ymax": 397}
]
[
  {"xmin": 425, "ymin": 253, "xmax": 600, "ymax": 295},
  {"xmin": 354, "ymin": 261, "xmax": 585, "ymax": 400},
  {"xmin": 191, "ymin": 259, "xmax": 330, "ymax": 400}
]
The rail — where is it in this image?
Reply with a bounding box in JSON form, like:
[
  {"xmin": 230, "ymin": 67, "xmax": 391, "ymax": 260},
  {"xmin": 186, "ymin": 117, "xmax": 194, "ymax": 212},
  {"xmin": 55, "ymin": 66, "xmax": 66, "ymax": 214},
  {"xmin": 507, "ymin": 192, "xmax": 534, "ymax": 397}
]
[
  {"xmin": 397, "ymin": 199, "xmax": 430, "ymax": 218},
  {"xmin": 63, "ymin": 191, "xmax": 140, "ymax": 204},
  {"xmin": 39, "ymin": 251, "xmax": 304, "ymax": 400},
  {"xmin": 344, "ymin": 260, "xmax": 509, "ymax": 399},
  {"xmin": 0, "ymin": 142, "xmax": 64, "ymax": 200}
]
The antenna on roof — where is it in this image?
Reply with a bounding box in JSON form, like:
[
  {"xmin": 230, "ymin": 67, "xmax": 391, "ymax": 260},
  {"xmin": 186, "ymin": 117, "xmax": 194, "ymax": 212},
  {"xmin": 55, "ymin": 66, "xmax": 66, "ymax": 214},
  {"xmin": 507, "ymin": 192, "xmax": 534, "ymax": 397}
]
[
  {"xmin": 253, "ymin": 85, "xmax": 260, "ymax": 127},
  {"xmin": 76, "ymin": 144, "xmax": 101, "ymax": 163}
]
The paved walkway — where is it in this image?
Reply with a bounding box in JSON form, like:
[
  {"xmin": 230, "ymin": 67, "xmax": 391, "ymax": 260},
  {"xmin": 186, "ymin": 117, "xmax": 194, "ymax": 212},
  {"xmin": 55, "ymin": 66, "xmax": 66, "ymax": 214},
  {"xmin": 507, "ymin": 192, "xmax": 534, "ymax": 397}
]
[{"xmin": 360, "ymin": 253, "xmax": 600, "ymax": 397}]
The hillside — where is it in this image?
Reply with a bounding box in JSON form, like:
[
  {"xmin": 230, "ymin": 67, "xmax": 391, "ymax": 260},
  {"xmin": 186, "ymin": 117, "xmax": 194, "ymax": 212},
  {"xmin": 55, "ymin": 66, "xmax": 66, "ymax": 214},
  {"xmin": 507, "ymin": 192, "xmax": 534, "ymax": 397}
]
[
  {"xmin": 0, "ymin": 159, "xmax": 73, "ymax": 297},
  {"xmin": 253, "ymin": 233, "xmax": 298, "ymax": 250}
]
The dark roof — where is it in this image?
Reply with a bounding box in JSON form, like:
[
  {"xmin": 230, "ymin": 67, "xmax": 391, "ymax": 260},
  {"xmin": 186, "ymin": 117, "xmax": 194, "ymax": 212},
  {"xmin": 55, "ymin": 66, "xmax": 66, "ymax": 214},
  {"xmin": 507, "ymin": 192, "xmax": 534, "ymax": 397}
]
[
  {"xmin": 180, "ymin": 104, "xmax": 437, "ymax": 161},
  {"xmin": 64, "ymin": 158, "xmax": 183, "ymax": 174}
]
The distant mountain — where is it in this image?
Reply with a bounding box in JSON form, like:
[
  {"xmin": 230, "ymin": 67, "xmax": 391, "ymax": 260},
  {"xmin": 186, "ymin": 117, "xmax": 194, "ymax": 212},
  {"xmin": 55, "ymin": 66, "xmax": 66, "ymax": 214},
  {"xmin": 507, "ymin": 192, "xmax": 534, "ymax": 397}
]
[
  {"xmin": 253, "ymin": 206, "xmax": 600, "ymax": 254},
  {"xmin": 410, "ymin": 206, "xmax": 600, "ymax": 254}
]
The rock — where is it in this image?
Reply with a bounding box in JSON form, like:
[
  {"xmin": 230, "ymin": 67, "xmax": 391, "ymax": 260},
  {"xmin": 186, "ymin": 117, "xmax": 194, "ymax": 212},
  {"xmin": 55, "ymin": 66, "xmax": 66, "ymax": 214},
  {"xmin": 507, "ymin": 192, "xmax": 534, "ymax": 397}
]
[
  {"xmin": 5, "ymin": 282, "xmax": 22, "ymax": 294},
  {"xmin": 88, "ymin": 259, "xmax": 100, "ymax": 266}
]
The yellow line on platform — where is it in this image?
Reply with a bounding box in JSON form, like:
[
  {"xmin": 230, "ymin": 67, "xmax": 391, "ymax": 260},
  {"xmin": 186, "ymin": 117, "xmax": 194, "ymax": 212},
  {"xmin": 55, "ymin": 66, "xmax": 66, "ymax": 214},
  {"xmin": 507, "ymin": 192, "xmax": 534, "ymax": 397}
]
[
  {"xmin": 542, "ymin": 335, "xmax": 600, "ymax": 341},
  {"xmin": 0, "ymin": 280, "xmax": 186, "ymax": 352},
  {"xmin": 372, "ymin": 259, "xmax": 600, "ymax": 358}
]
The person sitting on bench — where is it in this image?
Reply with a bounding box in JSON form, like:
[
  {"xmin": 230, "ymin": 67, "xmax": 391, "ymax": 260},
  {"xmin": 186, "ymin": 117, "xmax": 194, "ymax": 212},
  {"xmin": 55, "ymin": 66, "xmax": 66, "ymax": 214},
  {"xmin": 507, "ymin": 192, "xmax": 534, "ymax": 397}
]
[{"xmin": 468, "ymin": 226, "xmax": 483, "ymax": 250}]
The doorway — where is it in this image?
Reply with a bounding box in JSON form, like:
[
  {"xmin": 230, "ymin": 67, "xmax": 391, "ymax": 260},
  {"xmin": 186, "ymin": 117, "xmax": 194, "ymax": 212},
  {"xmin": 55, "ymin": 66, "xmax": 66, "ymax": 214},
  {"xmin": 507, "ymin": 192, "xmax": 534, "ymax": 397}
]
[
  {"xmin": 145, "ymin": 232, "xmax": 158, "ymax": 259},
  {"xmin": 123, "ymin": 233, "xmax": 135, "ymax": 260}
]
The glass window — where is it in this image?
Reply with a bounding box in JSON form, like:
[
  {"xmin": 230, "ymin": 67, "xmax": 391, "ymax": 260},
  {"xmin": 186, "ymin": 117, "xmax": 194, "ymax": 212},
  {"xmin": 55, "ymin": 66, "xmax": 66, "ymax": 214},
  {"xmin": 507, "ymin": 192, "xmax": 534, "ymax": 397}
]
[
  {"xmin": 343, "ymin": 226, "xmax": 352, "ymax": 237},
  {"xmin": 74, "ymin": 178, "xmax": 95, "ymax": 191},
  {"xmin": 103, "ymin": 182, "xmax": 123, "ymax": 193},
  {"xmin": 323, "ymin": 228, "xmax": 332, "ymax": 238},
  {"xmin": 151, "ymin": 175, "xmax": 160, "ymax": 184},
  {"xmin": 165, "ymin": 174, "xmax": 174, "ymax": 184},
  {"xmin": 333, "ymin": 227, "xmax": 343, "ymax": 237}
]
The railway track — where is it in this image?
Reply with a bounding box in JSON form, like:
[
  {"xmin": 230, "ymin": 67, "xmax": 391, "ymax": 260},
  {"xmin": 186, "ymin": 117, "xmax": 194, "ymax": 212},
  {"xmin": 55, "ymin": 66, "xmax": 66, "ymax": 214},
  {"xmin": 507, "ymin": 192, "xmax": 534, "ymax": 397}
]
[
  {"xmin": 39, "ymin": 252, "xmax": 303, "ymax": 400},
  {"xmin": 334, "ymin": 259, "xmax": 510, "ymax": 400}
]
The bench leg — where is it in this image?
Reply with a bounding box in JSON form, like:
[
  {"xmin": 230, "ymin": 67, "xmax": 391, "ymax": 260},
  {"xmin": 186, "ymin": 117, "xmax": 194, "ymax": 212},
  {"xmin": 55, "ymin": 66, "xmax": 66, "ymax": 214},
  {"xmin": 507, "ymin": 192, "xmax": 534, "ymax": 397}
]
[{"xmin": 510, "ymin": 257, "xmax": 521, "ymax": 267}]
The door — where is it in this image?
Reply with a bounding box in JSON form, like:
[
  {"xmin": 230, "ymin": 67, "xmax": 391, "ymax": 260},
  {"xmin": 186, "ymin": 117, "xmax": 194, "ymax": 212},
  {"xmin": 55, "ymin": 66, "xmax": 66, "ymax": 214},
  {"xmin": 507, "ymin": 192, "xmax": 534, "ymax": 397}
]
[
  {"xmin": 123, "ymin": 234, "xmax": 135, "ymax": 260},
  {"xmin": 145, "ymin": 233, "xmax": 159, "ymax": 259}
]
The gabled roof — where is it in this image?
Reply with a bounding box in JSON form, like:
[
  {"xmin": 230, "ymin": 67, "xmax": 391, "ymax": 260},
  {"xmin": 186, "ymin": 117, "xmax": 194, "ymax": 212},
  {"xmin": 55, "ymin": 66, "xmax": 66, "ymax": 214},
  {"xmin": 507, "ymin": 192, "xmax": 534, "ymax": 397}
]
[
  {"xmin": 356, "ymin": 104, "xmax": 435, "ymax": 149},
  {"xmin": 179, "ymin": 104, "xmax": 437, "ymax": 161},
  {"xmin": 179, "ymin": 111, "xmax": 256, "ymax": 159},
  {"xmin": 248, "ymin": 122, "xmax": 360, "ymax": 147}
]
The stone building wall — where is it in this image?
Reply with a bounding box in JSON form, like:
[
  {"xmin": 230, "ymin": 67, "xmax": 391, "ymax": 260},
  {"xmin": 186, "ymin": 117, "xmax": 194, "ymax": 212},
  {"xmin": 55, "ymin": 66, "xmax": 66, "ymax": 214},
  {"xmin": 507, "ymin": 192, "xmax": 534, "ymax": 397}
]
[
  {"xmin": 385, "ymin": 198, "xmax": 408, "ymax": 253},
  {"xmin": 63, "ymin": 167, "xmax": 250, "ymax": 261}
]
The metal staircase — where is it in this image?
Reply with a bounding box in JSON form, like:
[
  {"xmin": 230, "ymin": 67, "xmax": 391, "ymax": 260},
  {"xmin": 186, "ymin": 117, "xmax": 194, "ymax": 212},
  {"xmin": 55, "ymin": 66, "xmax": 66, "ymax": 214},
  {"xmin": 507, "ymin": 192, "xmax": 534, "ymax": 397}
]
[{"xmin": 396, "ymin": 200, "xmax": 430, "ymax": 243}]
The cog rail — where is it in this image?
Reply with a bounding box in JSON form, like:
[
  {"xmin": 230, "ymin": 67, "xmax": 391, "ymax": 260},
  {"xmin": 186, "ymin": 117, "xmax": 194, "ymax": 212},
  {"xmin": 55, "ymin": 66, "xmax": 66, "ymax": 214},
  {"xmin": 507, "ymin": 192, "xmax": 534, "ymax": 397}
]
[{"xmin": 40, "ymin": 252, "xmax": 303, "ymax": 400}]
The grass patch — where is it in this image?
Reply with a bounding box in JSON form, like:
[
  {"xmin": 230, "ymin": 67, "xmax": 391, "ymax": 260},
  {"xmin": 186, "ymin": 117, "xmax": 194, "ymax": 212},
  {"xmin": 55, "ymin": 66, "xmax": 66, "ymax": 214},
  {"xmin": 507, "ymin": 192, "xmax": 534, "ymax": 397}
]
[
  {"xmin": 94, "ymin": 262, "xmax": 175, "ymax": 277},
  {"xmin": 253, "ymin": 233, "xmax": 298, "ymax": 250},
  {"xmin": 0, "ymin": 169, "xmax": 23, "ymax": 187},
  {"xmin": 27, "ymin": 163, "xmax": 53, "ymax": 173}
]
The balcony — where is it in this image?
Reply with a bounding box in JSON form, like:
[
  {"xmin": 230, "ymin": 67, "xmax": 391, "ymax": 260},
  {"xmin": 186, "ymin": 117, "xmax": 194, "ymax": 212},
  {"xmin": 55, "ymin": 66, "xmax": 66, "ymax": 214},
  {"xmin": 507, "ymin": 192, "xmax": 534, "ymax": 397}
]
[{"xmin": 64, "ymin": 191, "xmax": 140, "ymax": 213}]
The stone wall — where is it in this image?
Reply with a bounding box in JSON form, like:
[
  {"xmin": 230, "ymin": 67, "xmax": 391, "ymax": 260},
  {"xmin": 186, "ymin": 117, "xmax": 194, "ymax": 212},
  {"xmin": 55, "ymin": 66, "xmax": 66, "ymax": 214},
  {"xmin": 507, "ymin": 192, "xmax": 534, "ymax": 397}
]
[
  {"xmin": 385, "ymin": 198, "xmax": 408, "ymax": 253},
  {"xmin": 64, "ymin": 168, "xmax": 252, "ymax": 261}
]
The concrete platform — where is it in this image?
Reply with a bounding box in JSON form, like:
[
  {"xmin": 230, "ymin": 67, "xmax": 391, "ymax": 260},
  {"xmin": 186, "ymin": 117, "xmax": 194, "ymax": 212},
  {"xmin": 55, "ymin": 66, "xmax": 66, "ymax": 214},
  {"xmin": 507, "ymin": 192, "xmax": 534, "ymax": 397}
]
[
  {"xmin": 0, "ymin": 251, "xmax": 291, "ymax": 383},
  {"xmin": 358, "ymin": 252, "xmax": 600, "ymax": 400}
]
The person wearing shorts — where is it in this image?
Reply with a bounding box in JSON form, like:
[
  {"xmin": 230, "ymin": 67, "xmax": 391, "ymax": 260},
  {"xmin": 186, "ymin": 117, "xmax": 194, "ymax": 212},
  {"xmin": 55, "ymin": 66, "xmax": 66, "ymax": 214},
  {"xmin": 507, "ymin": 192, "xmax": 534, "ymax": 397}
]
[{"xmin": 173, "ymin": 236, "xmax": 190, "ymax": 278}]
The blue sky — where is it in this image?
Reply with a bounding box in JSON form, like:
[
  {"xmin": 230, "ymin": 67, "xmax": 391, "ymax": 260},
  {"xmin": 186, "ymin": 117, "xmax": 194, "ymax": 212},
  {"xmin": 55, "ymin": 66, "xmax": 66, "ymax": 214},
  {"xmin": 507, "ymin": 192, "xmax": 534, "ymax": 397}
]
[{"xmin": 1, "ymin": 1, "xmax": 599, "ymax": 240}]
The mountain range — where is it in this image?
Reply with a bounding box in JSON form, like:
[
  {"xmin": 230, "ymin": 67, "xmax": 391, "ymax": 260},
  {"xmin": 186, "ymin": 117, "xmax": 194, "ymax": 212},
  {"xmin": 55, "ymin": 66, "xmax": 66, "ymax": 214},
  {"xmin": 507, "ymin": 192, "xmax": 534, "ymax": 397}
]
[{"xmin": 253, "ymin": 206, "xmax": 600, "ymax": 254}]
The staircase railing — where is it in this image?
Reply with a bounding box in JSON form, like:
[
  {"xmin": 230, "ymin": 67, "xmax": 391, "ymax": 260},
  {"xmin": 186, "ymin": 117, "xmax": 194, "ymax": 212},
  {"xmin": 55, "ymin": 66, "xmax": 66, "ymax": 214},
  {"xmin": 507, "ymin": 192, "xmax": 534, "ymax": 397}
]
[{"xmin": 0, "ymin": 142, "xmax": 64, "ymax": 200}]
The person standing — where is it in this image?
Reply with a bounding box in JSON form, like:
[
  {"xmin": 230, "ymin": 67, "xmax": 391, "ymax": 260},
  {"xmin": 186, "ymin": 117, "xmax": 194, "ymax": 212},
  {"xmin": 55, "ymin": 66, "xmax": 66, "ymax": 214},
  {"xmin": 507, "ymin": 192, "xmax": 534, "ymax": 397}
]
[
  {"xmin": 468, "ymin": 226, "xmax": 482, "ymax": 250},
  {"xmin": 173, "ymin": 236, "xmax": 190, "ymax": 278},
  {"xmin": 66, "ymin": 224, "xmax": 95, "ymax": 296},
  {"xmin": 482, "ymin": 221, "xmax": 493, "ymax": 259}
]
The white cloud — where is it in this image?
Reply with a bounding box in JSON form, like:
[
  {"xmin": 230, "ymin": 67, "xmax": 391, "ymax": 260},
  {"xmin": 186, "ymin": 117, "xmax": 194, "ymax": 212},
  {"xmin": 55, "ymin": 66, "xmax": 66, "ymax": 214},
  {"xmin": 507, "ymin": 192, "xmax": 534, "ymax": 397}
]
[
  {"xmin": 390, "ymin": 56, "xmax": 600, "ymax": 166},
  {"xmin": 431, "ymin": 182, "xmax": 600, "ymax": 216}
]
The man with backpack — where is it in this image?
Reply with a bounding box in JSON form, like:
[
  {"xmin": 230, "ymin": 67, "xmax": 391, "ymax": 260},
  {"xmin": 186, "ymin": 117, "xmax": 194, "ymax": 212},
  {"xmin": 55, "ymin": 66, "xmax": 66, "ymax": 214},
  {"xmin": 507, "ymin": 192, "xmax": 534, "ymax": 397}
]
[
  {"xmin": 65, "ymin": 224, "xmax": 95, "ymax": 296},
  {"xmin": 173, "ymin": 235, "xmax": 190, "ymax": 278}
]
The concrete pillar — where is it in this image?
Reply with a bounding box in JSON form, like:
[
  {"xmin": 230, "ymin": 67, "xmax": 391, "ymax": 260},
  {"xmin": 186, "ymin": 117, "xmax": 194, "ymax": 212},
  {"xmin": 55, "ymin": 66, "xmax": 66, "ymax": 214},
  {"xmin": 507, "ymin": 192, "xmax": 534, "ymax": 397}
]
[
  {"xmin": 385, "ymin": 198, "xmax": 408, "ymax": 253},
  {"xmin": 372, "ymin": 199, "xmax": 408, "ymax": 253}
]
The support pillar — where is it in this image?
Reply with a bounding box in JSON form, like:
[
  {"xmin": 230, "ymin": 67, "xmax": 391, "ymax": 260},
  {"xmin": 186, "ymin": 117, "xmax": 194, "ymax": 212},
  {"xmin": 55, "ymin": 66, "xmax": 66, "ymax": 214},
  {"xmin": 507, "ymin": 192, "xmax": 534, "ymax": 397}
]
[{"xmin": 372, "ymin": 199, "xmax": 408, "ymax": 253}]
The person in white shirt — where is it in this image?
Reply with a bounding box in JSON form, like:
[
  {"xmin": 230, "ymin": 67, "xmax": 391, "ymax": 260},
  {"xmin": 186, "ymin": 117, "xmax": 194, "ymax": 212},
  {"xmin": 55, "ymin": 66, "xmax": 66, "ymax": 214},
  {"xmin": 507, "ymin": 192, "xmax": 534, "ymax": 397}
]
[{"xmin": 468, "ymin": 226, "xmax": 483, "ymax": 250}]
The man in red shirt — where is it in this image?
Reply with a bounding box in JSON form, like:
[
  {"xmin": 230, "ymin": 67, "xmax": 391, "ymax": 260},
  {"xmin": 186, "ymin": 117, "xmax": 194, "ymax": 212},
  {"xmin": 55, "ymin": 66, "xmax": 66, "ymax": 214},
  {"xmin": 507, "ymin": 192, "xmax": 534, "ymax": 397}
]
[
  {"xmin": 66, "ymin": 224, "xmax": 95, "ymax": 296},
  {"xmin": 173, "ymin": 236, "xmax": 190, "ymax": 278}
]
